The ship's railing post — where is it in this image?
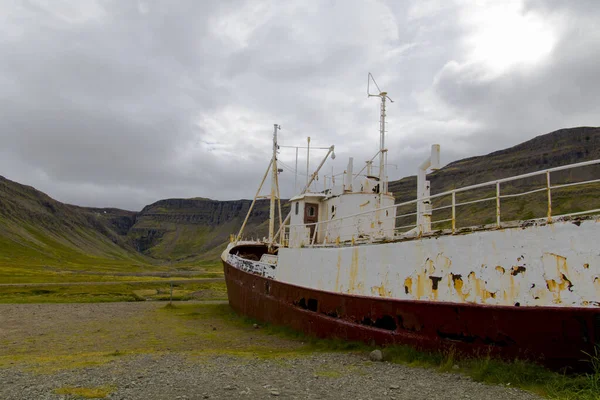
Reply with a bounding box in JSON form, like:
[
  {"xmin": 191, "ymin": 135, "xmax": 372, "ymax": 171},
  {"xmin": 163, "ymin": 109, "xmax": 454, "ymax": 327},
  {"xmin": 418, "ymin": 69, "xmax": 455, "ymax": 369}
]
[
  {"xmin": 451, "ymin": 191, "xmax": 456, "ymax": 233},
  {"xmin": 496, "ymin": 182, "xmax": 501, "ymax": 228},
  {"xmin": 310, "ymin": 221, "xmax": 318, "ymax": 246},
  {"xmin": 546, "ymin": 170, "xmax": 552, "ymax": 221}
]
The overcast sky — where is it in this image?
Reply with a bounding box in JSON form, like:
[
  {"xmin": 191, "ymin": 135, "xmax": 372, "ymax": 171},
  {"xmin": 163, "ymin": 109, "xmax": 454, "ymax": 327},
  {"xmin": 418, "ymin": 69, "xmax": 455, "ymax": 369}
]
[{"xmin": 1, "ymin": 0, "xmax": 598, "ymax": 211}]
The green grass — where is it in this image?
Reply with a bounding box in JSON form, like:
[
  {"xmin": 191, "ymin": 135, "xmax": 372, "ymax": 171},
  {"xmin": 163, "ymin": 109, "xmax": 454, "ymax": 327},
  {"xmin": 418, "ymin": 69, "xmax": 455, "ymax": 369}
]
[
  {"xmin": 54, "ymin": 386, "xmax": 115, "ymax": 399},
  {"xmin": 0, "ymin": 281, "xmax": 227, "ymax": 303}
]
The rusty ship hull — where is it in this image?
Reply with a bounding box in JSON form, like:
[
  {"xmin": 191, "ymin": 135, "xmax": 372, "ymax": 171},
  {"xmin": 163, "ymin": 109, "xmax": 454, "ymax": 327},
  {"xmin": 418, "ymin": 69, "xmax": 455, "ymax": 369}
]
[
  {"xmin": 224, "ymin": 98, "xmax": 600, "ymax": 370},
  {"xmin": 223, "ymin": 255, "xmax": 599, "ymax": 370}
]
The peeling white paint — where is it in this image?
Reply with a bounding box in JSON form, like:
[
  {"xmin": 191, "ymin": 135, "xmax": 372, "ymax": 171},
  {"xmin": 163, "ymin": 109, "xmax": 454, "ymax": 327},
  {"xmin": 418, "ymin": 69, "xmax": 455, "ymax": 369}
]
[{"xmin": 276, "ymin": 219, "xmax": 600, "ymax": 307}]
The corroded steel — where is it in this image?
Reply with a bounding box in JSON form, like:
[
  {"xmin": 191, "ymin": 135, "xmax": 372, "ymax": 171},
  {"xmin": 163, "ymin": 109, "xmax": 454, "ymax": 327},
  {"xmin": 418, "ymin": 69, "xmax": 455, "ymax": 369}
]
[
  {"xmin": 223, "ymin": 258, "xmax": 599, "ymax": 370},
  {"xmin": 227, "ymin": 254, "xmax": 276, "ymax": 279},
  {"xmin": 277, "ymin": 218, "xmax": 600, "ymax": 308}
]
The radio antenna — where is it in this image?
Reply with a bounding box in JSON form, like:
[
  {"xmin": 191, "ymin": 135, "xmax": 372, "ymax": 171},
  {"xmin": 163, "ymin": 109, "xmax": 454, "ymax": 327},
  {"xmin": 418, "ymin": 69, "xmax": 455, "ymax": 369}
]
[{"xmin": 367, "ymin": 73, "xmax": 393, "ymax": 194}]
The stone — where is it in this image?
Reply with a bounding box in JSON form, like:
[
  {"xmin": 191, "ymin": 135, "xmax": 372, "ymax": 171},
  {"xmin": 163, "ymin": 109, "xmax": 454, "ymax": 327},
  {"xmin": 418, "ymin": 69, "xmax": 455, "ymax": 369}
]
[
  {"xmin": 270, "ymin": 390, "xmax": 280, "ymax": 396},
  {"xmin": 452, "ymin": 364, "xmax": 460, "ymax": 370},
  {"xmin": 253, "ymin": 324, "xmax": 260, "ymax": 329},
  {"xmin": 390, "ymin": 384, "xmax": 400, "ymax": 389},
  {"xmin": 369, "ymin": 349, "xmax": 383, "ymax": 362}
]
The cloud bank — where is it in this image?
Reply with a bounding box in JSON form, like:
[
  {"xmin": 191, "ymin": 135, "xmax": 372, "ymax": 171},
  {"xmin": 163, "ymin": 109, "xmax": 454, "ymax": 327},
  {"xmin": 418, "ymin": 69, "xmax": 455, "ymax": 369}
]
[{"xmin": 0, "ymin": 0, "xmax": 598, "ymax": 210}]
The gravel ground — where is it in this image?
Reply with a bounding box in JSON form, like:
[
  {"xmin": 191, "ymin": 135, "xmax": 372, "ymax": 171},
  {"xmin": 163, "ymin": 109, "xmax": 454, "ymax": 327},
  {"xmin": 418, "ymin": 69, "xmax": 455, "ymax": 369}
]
[
  {"xmin": 0, "ymin": 303, "xmax": 542, "ymax": 400},
  {"xmin": 0, "ymin": 353, "xmax": 542, "ymax": 400}
]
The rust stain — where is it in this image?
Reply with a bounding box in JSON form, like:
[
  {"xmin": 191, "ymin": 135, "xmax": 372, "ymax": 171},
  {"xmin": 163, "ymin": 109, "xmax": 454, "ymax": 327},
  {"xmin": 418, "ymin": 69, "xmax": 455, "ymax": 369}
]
[
  {"xmin": 506, "ymin": 275, "xmax": 517, "ymax": 304},
  {"xmin": 546, "ymin": 274, "xmax": 573, "ymax": 304},
  {"xmin": 335, "ymin": 252, "xmax": 342, "ymax": 292},
  {"xmin": 495, "ymin": 266, "xmax": 505, "ymax": 274},
  {"xmin": 584, "ymin": 263, "xmax": 590, "ymax": 269},
  {"xmin": 451, "ymin": 273, "xmax": 466, "ymax": 301},
  {"xmin": 468, "ymin": 272, "xmax": 479, "ymax": 301},
  {"xmin": 429, "ymin": 276, "xmax": 442, "ymax": 300},
  {"xmin": 425, "ymin": 258, "xmax": 436, "ymax": 275},
  {"xmin": 348, "ymin": 248, "xmax": 359, "ymax": 293},
  {"xmin": 511, "ymin": 266, "xmax": 527, "ymax": 276},
  {"xmin": 371, "ymin": 285, "xmax": 387, "ymax": 297},
  {"xmin": 544, "ymin": 253, "xmax": 573, "ymax": 304},
  {"xmin": 485, "ymin": 291, "xmax": 496, "ymax": 300},
  {"xmin": 357, "ymin": 281, "xmax": 365, "ymax": 294},
  {"xmin": 416, "ymin": 274, "xmax": 426, "ymax": 299},
  {"xmin": 467, "ymin": 271, "xmax": 495, "ymax": 303},
  {"xmin": 404, "ymin": 277, "xmax": 413, "ymax": 295},
  {"xmin": 406, "ymin": 258, "xmax": 441, "ymax": 301},
  {"xmin": 593, "ymin": 277, "xmax": 600, "ymax": 298}
]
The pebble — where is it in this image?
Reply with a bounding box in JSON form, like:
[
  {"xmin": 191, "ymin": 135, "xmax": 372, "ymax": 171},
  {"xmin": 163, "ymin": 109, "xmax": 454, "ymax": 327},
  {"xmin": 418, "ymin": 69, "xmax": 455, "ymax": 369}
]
[{"xmin": 369, "ymin": 349, "xmax": 383, "ymax": 362}]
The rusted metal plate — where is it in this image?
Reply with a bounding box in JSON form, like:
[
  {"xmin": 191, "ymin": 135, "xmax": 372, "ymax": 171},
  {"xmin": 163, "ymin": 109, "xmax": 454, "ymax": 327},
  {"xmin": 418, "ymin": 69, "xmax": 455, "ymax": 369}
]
[
  {"xmin": 276, "ymin": 218, "xmax": 600, "ymax": 308},
  {"xmin": 224, "ymin": 259, "xmax": 599, "ymax": 371}
]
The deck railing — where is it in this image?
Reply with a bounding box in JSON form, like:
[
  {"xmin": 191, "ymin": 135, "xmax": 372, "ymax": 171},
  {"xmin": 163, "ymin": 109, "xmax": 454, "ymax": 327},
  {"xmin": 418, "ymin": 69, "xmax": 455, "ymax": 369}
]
[{"xmin": 284, "ymin": 159, "xmax": 600, "ymax": 247}]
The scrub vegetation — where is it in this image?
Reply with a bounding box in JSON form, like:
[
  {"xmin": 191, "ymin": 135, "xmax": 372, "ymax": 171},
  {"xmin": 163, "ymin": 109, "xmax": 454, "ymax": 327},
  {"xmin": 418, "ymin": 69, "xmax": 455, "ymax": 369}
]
[{"xmin": 0, "ymin": 280, "xmax": 226, "ymax": 303}]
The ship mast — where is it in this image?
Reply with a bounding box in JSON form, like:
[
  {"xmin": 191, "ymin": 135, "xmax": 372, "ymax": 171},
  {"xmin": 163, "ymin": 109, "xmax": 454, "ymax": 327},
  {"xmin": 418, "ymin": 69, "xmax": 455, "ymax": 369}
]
[
  {"xmin": 268, "ymin": 124, "xmax": 280, "ymax": 248},
  {"xmin": 367, "ymin": 73, "xmax": 393, "ymax": 195},
  {"xmin": 378, "ymin": 92, "xmax": 387, "ymax": 193}
]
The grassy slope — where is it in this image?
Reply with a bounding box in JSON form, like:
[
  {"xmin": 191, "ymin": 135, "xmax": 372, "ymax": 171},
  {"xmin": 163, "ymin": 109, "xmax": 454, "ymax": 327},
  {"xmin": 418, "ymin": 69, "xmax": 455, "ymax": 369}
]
[{"xmin": 0, "ymin": 176, "xmax": 162, "ymax": 283}]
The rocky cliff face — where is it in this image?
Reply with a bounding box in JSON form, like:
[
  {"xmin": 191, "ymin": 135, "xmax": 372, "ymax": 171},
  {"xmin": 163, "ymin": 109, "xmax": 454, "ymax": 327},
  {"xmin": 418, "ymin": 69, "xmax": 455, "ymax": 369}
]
[
  {"xmin": 389, "ymin": 126, "xmax": 600, "ymax": 203},
  {"xmin": 127, "ymin": 198, "xmax": 289, "ymax": 261}
]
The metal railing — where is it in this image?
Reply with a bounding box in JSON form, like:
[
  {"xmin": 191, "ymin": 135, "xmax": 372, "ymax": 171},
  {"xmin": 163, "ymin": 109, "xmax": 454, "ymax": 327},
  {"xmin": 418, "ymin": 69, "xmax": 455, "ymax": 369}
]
[{"xmin": 284, "ymin": 159, "xmax": 600, "ymax": 247}]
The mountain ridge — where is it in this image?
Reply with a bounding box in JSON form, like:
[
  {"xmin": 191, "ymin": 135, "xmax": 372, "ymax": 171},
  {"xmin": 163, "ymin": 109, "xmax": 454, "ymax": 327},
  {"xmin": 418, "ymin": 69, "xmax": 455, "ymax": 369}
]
[{"xmin": 1, "ymin": 126, "xmax": 598, "ymax": 270}]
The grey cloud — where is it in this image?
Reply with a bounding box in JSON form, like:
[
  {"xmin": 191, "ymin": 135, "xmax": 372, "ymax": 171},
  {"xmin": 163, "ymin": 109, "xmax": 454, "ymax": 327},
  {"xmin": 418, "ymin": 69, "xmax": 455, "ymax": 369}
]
[
  {"xmin": 0, "ymin": 0, "xmax": 598, "ymax": 210},
  {"xmin": 427, "ymin": 1, "xmax": 600, "ymax": 155}
]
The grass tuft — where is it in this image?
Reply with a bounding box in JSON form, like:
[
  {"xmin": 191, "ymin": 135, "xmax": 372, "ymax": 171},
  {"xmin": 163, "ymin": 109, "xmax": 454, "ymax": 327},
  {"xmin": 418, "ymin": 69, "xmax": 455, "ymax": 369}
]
[{"xmin": 53, "ymin": 385, "xmax": 114, "ymax": 398}]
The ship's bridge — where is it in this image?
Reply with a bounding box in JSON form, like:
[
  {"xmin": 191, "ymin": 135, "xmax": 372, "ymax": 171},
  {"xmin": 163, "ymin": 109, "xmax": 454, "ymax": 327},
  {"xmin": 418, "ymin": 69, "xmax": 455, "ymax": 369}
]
[{"xmin": 286, "ymin": 176, "xmax": 396, "ymax": 248}]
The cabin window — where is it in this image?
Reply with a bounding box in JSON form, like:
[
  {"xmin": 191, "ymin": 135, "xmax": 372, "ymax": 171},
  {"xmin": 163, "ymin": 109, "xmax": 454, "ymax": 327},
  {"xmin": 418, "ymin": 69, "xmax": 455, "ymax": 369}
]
[
  {"xmin": 295, "ymin": 202, "xmax": 299, "ymax": 215},
  {"xmin": 308, "ymin": 206, "xmax": 316, "ymax": 217}
]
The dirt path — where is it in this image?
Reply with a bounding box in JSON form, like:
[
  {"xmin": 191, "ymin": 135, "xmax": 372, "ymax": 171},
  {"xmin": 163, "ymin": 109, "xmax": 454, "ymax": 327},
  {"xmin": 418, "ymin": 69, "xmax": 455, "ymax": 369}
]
[{"xmin": 0, "ymin": 302, "xmax": 541, "ymax": 400}]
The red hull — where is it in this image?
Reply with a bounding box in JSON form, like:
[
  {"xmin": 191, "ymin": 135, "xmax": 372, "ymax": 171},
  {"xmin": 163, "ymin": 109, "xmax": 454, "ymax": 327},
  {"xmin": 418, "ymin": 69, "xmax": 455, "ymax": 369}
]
[{"xmin": 223, "ymin": 260, "xmax": 599, "ymax": 370}]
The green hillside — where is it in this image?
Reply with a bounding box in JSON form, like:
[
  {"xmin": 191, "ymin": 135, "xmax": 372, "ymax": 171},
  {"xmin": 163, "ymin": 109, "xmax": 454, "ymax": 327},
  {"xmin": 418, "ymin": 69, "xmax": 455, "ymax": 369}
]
[{"xmin": 0, "ymin": 176, "xmax": 154, "ymax": 283}]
